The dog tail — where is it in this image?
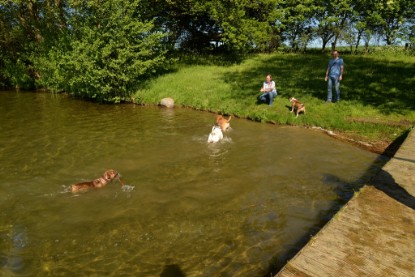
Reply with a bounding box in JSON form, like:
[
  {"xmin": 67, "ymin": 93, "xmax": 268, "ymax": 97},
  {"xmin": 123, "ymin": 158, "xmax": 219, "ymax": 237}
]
[{"xmin": 228, "ymin": 115, "xmax": 232, "ymax": 122}]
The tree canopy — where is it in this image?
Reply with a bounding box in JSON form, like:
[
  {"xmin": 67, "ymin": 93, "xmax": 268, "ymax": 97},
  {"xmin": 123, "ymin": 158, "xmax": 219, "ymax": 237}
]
[{"xmin": 0, "ymin": 0, "xmax": 414, "ymax": 99}]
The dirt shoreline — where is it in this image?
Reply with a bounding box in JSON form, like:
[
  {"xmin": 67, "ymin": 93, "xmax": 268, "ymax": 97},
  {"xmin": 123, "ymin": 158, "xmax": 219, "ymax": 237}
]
[
  {"xmin": 312, "ymin": 126, "xmax": 414, "ymax": 157},
  {"xmin": 143, "ymin": 101, "xmax": 409, "ymax": 157},
  {"xmin": 308, "ymin": 126, "xmax": 392, "ymax": 156}
]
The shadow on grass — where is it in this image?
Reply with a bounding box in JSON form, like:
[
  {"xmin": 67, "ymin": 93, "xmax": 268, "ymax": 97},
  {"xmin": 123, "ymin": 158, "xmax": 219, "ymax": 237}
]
[
  {"xmin": 342, "ymin": 57, "xmax": 415, "ymax": 113},
  {"xmin": 221, "ymin": 53, "xmax": 415, "ymax": 114}
]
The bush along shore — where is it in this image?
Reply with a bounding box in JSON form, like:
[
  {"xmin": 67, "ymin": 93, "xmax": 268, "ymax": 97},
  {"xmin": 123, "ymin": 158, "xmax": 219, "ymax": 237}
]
[{"xmin": 131, "ymin": 51, "xmax": 415, "ymax": 156}]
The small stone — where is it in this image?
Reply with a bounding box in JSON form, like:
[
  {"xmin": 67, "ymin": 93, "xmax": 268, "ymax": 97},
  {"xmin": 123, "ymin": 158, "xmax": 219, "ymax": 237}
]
[{"xmin": 160, "ymin": 97, "xmax": 174, "ymax": 108}]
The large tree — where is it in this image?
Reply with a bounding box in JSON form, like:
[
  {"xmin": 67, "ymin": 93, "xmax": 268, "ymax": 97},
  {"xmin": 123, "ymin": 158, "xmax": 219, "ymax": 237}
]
[
  {"xmin": 314, "ymin": 0, "xmax": 353, "ymax": 51},
  {"xmin": 0, "ymin": 0, "xmax": 67, "ymax": 88},
  {"xmin": 278, "ymin": 0, "xmax": 316, "ymax": 51},
  {"xmin": 137, "ymin": 0, "xmax": 219, "ymax": 52},
  {"xmin": 373, "ymin": 0, "xmax": 414, "ymax": 45},
  {"xmin": 209, "ymin": 0, "xmax": 283, "ymax": 53},
  {"xmin": 35, "ymin": 0, "xmax": 171, "ymax": 101}
]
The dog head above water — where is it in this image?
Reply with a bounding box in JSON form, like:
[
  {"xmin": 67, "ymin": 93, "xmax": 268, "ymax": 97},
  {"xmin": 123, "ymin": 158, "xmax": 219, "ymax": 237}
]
[
  {"xmin": 102, "ymin": 169, "xmax": 119, "ymax": 182},
  {"xmin": 207, "ymin": 125, "xmax": 223, "ymax": 143}
]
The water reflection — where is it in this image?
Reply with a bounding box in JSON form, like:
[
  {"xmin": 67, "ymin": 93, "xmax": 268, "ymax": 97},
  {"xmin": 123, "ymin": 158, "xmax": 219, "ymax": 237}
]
[
  {"xmin": 0, "ymin": 91, "xmax": 384, "ymax": 276},
  {"xmin": 0, "ymin": 224, "xmax": 29, "ymax": 274}
]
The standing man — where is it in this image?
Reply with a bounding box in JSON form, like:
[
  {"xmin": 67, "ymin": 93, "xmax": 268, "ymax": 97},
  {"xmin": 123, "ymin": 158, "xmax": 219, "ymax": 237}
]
[{"xmin": 325, "ymin": 50, "xmax": 344, "ymax": 103}]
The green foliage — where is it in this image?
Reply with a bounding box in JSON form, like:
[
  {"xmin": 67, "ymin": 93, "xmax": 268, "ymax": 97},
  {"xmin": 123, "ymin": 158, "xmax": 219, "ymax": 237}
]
[
  {"xmin": 369, "ymin": 0, "xmax": 413, "ymax": 45},
  {"xmin": 1, "ymin": 0, "xmax": 414, "ymax": 92},
  {"xmin": 2, "ymin": 57, "xmax": 34, "ymax": 89},
  {"xmin": 209, "ymin": 0, "xmax": 282, "ymax": 53},
  {"xmin": 313, "ymin": 0, "xmax": 354, "ymax": 50},
  {"xmin": 35, "ymin": 0, "xmax": 170, "ymax": 102},
  {"xmin": 0, "ymin": 1, "xmax": 41, "ymax": 89}
]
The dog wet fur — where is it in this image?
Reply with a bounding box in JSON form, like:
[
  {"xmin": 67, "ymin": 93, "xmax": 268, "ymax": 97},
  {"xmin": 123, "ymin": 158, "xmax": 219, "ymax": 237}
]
[
  {"xmin": 207, "ymin": 125, "xmax": 224, "ymax": 143},
  {"xmin": 71, "ymin": 169, "xmax": 124, "ymax": 193},
  {"xmin": 216, "ymin": 115, "xmax": 232, "ymax": 132}
]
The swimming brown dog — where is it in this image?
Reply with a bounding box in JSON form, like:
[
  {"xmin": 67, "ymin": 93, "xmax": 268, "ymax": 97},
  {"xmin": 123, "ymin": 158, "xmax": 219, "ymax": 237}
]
[
  {"xmin": 216, "ymin": 115, "xmax": 232, "ymax": 132},
  {"xmin": 71, "ymin": 169, "xmax": 124, "ymax": 193}
]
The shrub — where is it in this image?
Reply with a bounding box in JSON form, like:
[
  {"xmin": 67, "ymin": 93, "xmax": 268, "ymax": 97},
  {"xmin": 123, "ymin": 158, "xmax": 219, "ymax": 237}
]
[{"xmin": 36, "ymin": 0, "xmax": 171, "ymax": 102}]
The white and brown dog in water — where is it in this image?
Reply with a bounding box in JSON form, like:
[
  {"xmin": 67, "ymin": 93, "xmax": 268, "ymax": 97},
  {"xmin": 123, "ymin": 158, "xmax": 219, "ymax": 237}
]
[
  {"xmin": 71, "ymin": 169, "xmax": 124, "ymax": 193},
  {"xmin": 207, "ymin": 125, "xmax": 223, "ymax": 143},
  {"xmin": 289, "ymin": 97, "xmax": 306, "ymax": 117}
]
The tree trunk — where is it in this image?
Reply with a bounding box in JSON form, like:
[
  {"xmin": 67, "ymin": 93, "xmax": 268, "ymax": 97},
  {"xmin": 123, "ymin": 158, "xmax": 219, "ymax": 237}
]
[{"xmin": 355, "ymin": 31, "xmax": 363, "ymax": 53}]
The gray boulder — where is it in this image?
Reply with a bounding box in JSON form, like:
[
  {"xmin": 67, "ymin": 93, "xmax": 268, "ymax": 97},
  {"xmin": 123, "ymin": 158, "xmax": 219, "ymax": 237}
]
[{"xmin": 160, "ymin": 97, "xmax": 175, "ymax": 108}]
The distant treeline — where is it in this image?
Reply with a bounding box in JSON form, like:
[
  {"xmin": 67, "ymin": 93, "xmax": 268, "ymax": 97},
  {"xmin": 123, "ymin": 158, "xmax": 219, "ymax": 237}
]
[{"xmin": 1, "ymin": 0, "xmax": 414, "ymax": 100}]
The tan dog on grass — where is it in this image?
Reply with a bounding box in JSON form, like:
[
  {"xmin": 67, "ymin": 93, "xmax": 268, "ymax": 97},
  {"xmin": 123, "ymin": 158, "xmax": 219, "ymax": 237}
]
[
  {"xmin": 216, "ymin": 115, "xmax": 232, "ymax": 132},
  {"xmin": 71, "ymin": 169, "xmax": 124, "ymax": 193},
  {"xmin": 289, "ymin": 97, "xmax": 306, "ymax": 117}
]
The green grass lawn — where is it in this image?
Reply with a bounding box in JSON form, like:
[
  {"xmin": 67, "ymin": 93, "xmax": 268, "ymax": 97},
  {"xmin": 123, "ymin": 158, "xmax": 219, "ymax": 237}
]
[{"xmin": 132, "ymin": 51, "xmax": 415, "ymax": 154}]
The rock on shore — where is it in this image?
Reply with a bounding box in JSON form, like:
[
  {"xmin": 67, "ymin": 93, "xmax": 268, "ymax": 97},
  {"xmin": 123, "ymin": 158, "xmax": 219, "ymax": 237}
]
[{"xmin": 160, "ymin": 97, "xmax": 174, "ymax": 108}]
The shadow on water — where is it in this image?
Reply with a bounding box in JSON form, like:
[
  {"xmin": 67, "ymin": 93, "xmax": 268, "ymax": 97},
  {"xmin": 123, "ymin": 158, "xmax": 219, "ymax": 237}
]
[
  {"xmin": 263, "ymin": 157, "xmax": 387, "ymax": 275},
  {"xmin": 160, "ymin": 264, "xmax": 186, "ymax": 277},
  {"xmin": 265, "ymin": 128, "xmax": 414, "ymax": 276}
]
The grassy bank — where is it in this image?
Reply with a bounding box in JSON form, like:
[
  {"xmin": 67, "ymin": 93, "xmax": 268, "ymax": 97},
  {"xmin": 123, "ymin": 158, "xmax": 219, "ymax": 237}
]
[{"xmin": 132, "ymin": 51, "xmax": 415, "ymax": 155}]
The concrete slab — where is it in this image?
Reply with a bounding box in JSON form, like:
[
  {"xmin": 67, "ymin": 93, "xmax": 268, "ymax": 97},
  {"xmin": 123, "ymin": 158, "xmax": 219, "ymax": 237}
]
[
  {"xmin": 276, "ymin": 186, "xmax": 415, "ymax": 277},
  {"xmin": 382, "ymin": 130, "xmax": 415, "ymax": 196},
  {"xmin": 276, "ymin": 127, "xmax": 415, "ymax": 276}
]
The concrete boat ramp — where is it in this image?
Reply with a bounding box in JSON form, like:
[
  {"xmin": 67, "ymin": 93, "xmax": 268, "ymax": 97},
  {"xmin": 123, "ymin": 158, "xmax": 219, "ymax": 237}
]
[{"xmin": 276, "ymin": 128, "xmax": 415, "ymax": 276}]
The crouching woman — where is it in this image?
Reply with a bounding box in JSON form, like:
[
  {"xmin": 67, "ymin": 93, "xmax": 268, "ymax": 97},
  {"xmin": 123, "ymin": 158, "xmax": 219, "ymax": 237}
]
[{"xmin": 258, "ymin": 74, "xmax": 277, "ymax": 105}]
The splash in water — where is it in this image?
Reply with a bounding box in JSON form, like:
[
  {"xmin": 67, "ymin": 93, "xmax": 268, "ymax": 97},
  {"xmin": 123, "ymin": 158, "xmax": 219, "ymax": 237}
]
[{"xmin": 121, "ymin": 185, "xmax": 135, "ymax": 192}]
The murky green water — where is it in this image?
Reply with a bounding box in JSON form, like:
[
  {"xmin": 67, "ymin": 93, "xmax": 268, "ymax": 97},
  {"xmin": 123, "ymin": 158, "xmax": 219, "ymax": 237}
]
[{"xmin": 0, "ymin": 91, "xmax": 384, "ymax": 276}]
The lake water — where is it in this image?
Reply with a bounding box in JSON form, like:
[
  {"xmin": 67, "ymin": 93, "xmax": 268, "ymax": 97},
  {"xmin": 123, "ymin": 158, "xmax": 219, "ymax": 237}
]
[{"xmin": 0, "ymin": 91, "xmax": 385, "ymax": 276}]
